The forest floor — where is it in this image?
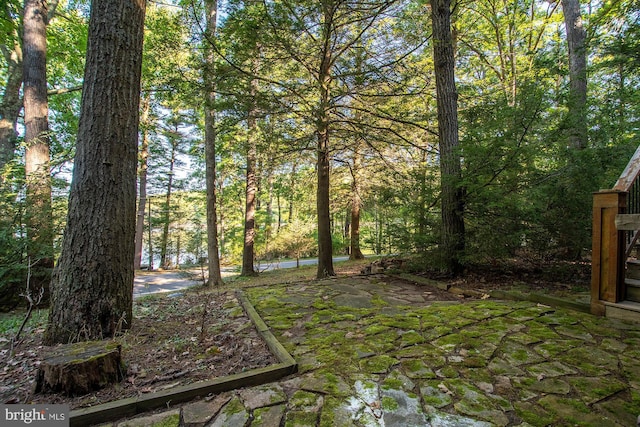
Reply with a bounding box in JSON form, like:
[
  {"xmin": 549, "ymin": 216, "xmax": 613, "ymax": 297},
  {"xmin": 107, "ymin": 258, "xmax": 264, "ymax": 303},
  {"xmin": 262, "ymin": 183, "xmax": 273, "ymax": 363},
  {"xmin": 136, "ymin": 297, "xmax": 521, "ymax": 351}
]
[
  {"xmin": 0, "ymin": 256, "xmax": 592, "ymax": 411},
  {"xmin": 422, "ymin": 256, "xmax": 592, "ymax": 298},
  {"xmin": 0, "ymin": 289, "xmax": 277, "ymax": 408}
]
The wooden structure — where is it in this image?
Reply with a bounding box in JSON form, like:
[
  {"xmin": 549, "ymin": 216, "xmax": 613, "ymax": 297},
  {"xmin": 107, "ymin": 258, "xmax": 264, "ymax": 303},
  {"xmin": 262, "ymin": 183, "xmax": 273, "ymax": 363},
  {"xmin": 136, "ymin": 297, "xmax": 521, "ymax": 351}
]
[{"xmin": 592, "ymin": 145, "xmax": 640, "ymax": 320}]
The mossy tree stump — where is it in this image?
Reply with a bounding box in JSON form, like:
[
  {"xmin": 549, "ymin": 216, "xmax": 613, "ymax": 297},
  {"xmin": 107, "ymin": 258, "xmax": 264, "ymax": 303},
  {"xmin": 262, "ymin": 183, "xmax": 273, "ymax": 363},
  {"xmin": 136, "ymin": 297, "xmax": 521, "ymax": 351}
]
[{"xmin": 35, "ymin": 340, "xmax": 124, "ymax": 396}]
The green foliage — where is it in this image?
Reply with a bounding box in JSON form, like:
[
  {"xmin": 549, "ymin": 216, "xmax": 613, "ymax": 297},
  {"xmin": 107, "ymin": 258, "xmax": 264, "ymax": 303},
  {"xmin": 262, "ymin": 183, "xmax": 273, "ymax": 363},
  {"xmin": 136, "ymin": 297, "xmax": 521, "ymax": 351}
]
[
  {"xmin": 0, "ymin": 308, "xmax": 47, "ymax": 336},
  {"xmin": 3, "ymin": 0, "xmax": 638, "ymax": 280},
  {"xmin": 0, "ymin": 165, "xmax": 27, "ymax": 311},
  {"xmin": 263, "ymin": 218, "xmax": 316, "ymax": 262}
]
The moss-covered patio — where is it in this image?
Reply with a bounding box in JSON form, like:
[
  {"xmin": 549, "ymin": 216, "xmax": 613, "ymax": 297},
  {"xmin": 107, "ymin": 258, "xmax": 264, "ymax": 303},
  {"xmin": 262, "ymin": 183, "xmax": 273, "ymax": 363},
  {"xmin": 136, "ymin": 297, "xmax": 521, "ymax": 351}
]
[{"xmin": 110, "ymin": 273, "xmax": 640, "ymax": 426}]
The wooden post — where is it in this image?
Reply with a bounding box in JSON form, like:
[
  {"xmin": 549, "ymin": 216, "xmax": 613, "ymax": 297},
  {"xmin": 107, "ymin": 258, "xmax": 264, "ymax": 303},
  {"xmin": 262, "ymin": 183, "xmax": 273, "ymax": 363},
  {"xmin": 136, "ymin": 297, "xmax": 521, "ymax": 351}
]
[{"xmin": 591, "ymin": 190, "xmax": 626, "ymax": 315}]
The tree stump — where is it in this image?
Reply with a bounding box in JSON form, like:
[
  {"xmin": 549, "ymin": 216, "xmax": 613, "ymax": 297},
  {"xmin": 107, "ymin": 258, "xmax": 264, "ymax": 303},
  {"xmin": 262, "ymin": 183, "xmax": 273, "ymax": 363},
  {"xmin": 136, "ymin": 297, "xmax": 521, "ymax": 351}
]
[{"xmin": 35, "ymin": 340, "xmax": 124, "ymax": 396}]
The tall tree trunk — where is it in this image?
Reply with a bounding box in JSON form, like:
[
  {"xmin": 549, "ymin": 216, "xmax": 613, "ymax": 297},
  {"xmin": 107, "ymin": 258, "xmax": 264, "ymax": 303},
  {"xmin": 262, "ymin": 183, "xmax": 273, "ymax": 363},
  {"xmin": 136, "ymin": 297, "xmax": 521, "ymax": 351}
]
[
  {"xmin": 203, "ymin": 0, "xmax": 223, "ymax": 286},
  {"xmin": 557, "ymin": 0, "xmax": 588, "ymax": 259},
  {"xmin": 349, "ymin": 42, "xmax": 365, "ymax": 261},
  {"xmin": 159, "ymin": 133, "xmax": 177, "ymax": 270},
  {"xmin": 264, "ymin": 166, "xmax": 273, "ymax": 252},
  {"xmin": 134, "ymin": 96, "xmax": 151, "ymax": 270},
  {"xmin": 217, "ymin": 176, "xmax": 225, "ymax": 257},
  {"xmin": 431, "ymin": 0, "xmax": 465, "ymax": 275},
  {"xmin": 175, "ymin": 233, "xmax": 181, "ymax": 267},
  {"xmin": 44, "ymin": 0, "xmax": 146, "ymax": 345},
  {"xmin": 288, "ymin": 161, "xmax": 296, "ymax": 223},
  {"xmin": 561, "ymin": 0, "xmax": 587, "ymax": 150},
  {"xmin": 148, "ymin": 197, "xmax": 153, "ymax": 270},
  {"xmin": 2, "ymin": 0, "xmax": 58, "ymax": 173},
  {"xmin": 349, "ymin": 180, "xmax": 364, "ymax": 260},
  {"xmin": 0, "ymin": 36, "xmax": 23, "ymax": 172},
  {"xmin": 349, "ymin": 136, "xmax": 364, "ymax": 259},
  {"xmin": 241, "ymin": 74, "xmax": 259, "ymax": 276},
  {"xmin": 417, "ymin": 148, "xmax": 428, "ymax": 242},
  {"xmin": 23, "ymin": 0, "xmax": 53, "ymax": 299},
  {"xmin": 277, "ymin": 192, "xmax": 282, "ymax": 233},
  {"xmin": 316, "ymin": 3, "xmax": 336, "ymax": 279},
  {"xmin": 344, "ymin": 208, "xmax": 350, "ymax": 248}
]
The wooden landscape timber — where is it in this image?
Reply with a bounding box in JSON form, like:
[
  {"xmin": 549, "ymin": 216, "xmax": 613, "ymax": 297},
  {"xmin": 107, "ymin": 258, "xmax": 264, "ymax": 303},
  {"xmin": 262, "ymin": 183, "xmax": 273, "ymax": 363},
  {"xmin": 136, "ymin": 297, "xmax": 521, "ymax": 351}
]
[{"xmin": 68, "ymin": 292, "xmax": 297, "ymax": 427}]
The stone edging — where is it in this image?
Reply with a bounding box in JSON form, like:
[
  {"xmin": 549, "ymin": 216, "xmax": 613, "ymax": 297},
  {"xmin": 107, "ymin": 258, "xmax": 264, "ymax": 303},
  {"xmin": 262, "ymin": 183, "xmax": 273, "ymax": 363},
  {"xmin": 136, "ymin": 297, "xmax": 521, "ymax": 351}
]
[
  {"xmin": 392, "ymin": 273, "xmax": 591, "ymax": 313},
  {"xmin": 69, "ymin": 291, "xmax": 297, "ymax": 427}
]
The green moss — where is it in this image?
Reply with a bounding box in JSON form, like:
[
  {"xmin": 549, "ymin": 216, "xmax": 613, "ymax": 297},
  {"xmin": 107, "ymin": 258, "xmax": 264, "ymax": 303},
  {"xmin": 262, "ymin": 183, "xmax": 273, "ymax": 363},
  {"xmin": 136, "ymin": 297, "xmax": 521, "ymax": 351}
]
[
  {"xmin": 510, "ymin": 348, "xmax": 530, "ymax": 362},
  {"xmin": 460, "ymin": 357, "xmax": 485, "ymax": 368},
  {"xmin": 256, "ymin": 294, "xmax": 286, "ymax": 310},
  {"xmin": 289, "ymin": 390, "xmax": 319, "ymax": 409},
  {"xmin": 568, "ymin": 377, "xmax": 627, "ymax": 404},
  {"xmin": 381, "ymin": 396, "xmax": 399, "ymax": 411},
  {"xmin": 228, "ymin": 306, "xmax": 244, "ymax": 318},
  {"xmin": 318, "ymin": 397, "xmax": 339, "ymax": 427},
  {"xmin": 514, "ymin": 402, "xmax": 554, "ymax": 427},
  {"xmin": 150, "ymin": 413, "xmax": 180, "ymax": 427},
  {"xmin": 364, "ymin": 324, "xmax": 389, "ymax": 336},
  {"xmin": 404, "ymin": 359, "xmax": 426, "ymax": 372},
  {"xmin": 459, "ymin": 367, "xmax": 492, "ymax": 384},
  {"xmin": 437, "ymin": 365, "xmax": 459, "ymax": 378},
  {"xmin": 534, "ymin": 339, "xmax": 581, "ymax": 358},
  {"xmin": 360, "ymin": 355, "xmax": 399, "ymax": 374},
  {"xmin": 312, "ymin": 298, "xmax": 336, "ymax": 310},
  {"xmin": 222, "ymin": 397, "xmax": 246, "ymax": 416},
  {"xmin": 399, "ymin": 330, "xmax": 425, "ymax": 347},
  {"xmin": 371, "ymin": 293, "xmax": 388, "ymax": 307},
  {"xmin": 285, "ymin": 411, "xmax": 318, "ymax": 427},
  {"xmin": 623, "ymin": 394, "xmax": 640, "ymax": 417},
  {"xmin": 312, "ymin": 309, "xmax": 336, "ymax": 324},
  {"xmin": 381, "ymin": 377, "xmax": 404, "ymax": 390},
  {"xmin": 379, "ymin": 316, "xmax": 421, "ymax": 330},
  {"xmin": 431, "ymin": 334, "xmax": 461, "ymax": 351}
]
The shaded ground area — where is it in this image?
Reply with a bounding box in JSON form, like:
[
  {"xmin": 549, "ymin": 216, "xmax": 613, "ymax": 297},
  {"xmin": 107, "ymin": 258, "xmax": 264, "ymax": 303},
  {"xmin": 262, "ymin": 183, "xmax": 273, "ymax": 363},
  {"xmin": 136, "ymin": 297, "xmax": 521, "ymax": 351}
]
[
  {"xmin": 117, "ymin": 271, "xmax": 640, "ymax": 427},
  {"xmin": 4, "ymin": 259, "xmax": 640, "ymax": 426},
  {"xmin": 415, "ymin": 257, "xmax": 591, "ymax": 297},
  {"xmin": 1, "ymin": 290, "xmax": 276, "ymax": 407},
  {"xmin": 245, "ymin": 276, "xmax": 638, "ymax": 426}
]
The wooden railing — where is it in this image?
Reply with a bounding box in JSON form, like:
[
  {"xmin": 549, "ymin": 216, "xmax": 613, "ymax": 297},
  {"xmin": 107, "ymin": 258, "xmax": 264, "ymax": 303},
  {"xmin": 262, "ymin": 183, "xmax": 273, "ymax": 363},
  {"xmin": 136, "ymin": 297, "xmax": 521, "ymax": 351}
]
[
  {"xmin": 591, "ymin": 145, "xmax": 640, "ymax": 315},
  {"xmin": 613, "ymin": 146, "xmax": 640, "ymax": 258}
]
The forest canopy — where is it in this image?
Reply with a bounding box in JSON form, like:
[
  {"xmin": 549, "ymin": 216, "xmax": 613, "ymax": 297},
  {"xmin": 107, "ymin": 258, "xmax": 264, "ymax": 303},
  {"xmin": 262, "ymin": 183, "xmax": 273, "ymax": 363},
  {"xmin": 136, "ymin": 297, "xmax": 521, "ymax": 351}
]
[{"xmin": 1, "ymin": 0, "xmax": 639, "ymax": 309}]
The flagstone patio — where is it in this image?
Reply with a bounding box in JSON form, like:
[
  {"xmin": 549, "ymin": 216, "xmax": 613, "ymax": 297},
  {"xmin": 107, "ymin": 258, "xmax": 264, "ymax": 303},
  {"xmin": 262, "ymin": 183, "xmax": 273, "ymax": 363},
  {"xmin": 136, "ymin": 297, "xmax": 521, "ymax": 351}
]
[{"xmin": 111, "ymin": 274, "xmax": 640, "ymax": 426}]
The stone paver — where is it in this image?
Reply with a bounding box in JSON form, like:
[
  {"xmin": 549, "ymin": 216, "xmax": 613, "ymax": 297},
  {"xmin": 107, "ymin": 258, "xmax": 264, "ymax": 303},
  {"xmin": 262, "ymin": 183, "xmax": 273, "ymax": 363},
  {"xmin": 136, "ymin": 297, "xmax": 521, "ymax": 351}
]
[{"xmin": 113, "ymin": 275, "xmax": 640, "ymax": 426}]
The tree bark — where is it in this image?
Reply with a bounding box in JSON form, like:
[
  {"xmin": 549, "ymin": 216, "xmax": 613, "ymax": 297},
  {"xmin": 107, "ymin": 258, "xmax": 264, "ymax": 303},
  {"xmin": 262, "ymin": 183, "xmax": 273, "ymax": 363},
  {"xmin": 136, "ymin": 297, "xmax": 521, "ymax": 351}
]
[
  {"xmin": 0, "ymin": 36, "xmax": 23, "ymax": 172},
  {"xmin": 264, "ymin": 166, "xmax": 274, "ymax": 252},
  {"xmin": 431, "ymin": 0, "xmax": 465, "ymax": 275},
  {"xmin": 2, "ymin": 0, "xmax": 58, "ymax": 173},
  {"xmin": 44, "ymin": 0, "xmax": 146, "ymax": 345},
  {"xmin": 561, "ymin": 0, "xmax": 587, "ymax": 150},
  {"xmin": 349, "ymin": 144, "xmax": 364, "ymax": 260},
  {"xmin": 23, "ymin": 0, "xmax": 54, "ymax": 299},
  {"xmin": 148, "ymin": 198, "xmax": 153, "ymax": 270},
  {"xmin": 204, "ymin": 0, "xmax": 224, "ymax": 286},
  {"xmin": 241, "ymin": 74, "xmax": 259, "ymax": 276},
  {"xmin": 134, "ymin": 96, "xmax": 151, "ymax": 270},
  {"xmin": 159, "ymin": 128, "xmax": 177, "ymax": 270},
  {"xmin": 288, "ymin": 161, "xmax": 296, "ymax": 223},
  {"xmin": 316, "ymin": 2, "xmax": 336, "ymax": 279}
]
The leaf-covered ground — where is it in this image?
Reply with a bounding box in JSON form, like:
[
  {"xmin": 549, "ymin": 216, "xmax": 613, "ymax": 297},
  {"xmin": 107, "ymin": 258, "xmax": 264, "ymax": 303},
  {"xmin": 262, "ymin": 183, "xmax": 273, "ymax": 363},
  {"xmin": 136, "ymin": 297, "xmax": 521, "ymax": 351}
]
[{"xmin": 0, "ymin": 289, "xmax": 276, "ymax": 409}]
